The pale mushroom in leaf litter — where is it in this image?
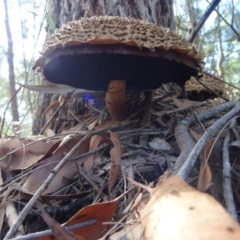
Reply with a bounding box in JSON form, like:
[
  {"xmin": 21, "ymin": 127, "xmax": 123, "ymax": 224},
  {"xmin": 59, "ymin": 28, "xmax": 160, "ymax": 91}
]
[{"xmin": 33, "ymin": 16, "xmax": 202, "ymax": 120}]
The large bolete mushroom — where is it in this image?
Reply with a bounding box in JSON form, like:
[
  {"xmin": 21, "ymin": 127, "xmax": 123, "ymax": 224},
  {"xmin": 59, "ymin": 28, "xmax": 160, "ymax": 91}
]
[{"xmin": 33, "ymin": 16, "xmax": 201, "ymax": 120}]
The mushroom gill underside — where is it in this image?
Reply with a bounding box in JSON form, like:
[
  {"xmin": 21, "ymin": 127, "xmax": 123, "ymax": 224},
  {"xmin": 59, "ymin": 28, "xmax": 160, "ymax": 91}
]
[{"xmin": 42, "ymin": 45, "xmax": 198, "ymax": 91}]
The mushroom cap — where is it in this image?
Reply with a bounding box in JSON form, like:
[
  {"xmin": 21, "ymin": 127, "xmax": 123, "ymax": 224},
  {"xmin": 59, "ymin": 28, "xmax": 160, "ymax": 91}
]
[
  {"xmin": 33, "ymin": 16, "xmax": 202, "ymax": 91},
  {"xmin": 185, "ymin": 73, "xmax": 224, "ymax": 100}
]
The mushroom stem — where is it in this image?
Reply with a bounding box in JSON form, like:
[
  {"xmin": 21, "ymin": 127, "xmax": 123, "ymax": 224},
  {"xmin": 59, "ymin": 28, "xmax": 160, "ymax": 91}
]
[
  {"xmin": 139, "ymin": 90, "xmax": 153, "ymax": 146},
  {"xmin": 105, "ymin": 80, "xmax": 131, "ymax": 121}
]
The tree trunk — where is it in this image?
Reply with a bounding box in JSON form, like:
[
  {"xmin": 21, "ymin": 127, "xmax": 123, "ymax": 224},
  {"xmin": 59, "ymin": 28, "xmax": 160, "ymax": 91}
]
[
  {"xmin": 32, "ymin": 0, "xmax": 175, "ymax": 134},
  {"xmin": 3, "ymin": 0, "xmax": 19, "ymax": 123}
]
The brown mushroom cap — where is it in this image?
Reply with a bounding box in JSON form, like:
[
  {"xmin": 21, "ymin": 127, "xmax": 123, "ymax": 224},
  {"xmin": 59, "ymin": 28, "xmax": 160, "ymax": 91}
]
[
  {"xmin": 33, "ymin": 16, "xmax": 202, "ymax": 91},
  {"xmin": 185, "ymin": 73, "xmax": 224, "ymax": 100}
]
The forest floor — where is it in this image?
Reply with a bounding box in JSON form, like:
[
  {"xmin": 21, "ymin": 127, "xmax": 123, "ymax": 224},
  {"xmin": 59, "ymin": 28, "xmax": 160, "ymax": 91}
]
[{"xmin": 1, "ymin": 85, "xmax": 240, "ymax": 240}]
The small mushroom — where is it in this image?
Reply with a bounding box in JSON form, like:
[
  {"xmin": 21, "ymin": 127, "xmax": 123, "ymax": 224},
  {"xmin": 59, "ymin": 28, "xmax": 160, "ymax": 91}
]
[
  {"xmin": 185, "ymin": 72, "xmax": 224, "ymax": 101},
  {"xmin": 33, "ymin": 16, "xmax": 201, "ymax": 120}
]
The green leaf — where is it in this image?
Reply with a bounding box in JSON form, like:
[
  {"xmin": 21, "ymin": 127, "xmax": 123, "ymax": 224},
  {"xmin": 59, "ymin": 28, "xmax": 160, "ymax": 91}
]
[
  {"xmin": 45, "ymin": 12, "xmax": 55, "ymax": 31},
  {"xmin": 225, "ymin": 35, "xmax": 238, "ymax": 42}
]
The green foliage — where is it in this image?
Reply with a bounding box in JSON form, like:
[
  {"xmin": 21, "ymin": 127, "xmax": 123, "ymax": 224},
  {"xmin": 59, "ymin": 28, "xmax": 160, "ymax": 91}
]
[
  {"xmin": 45, "ymin": 11, "xmax": 55, "ymax": 31},
  {"xmin": 174, "ymin": 0, "xmax": 240, "ymax": 98}
]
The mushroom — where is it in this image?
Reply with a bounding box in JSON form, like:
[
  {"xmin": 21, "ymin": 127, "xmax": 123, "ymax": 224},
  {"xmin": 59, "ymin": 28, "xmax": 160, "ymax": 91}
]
[
  {"xmin": 33, "ymin": 16, "xmax": 201, "ymax": 120},
  {"xmin": 185, "ymin": 72, "xmax": 224, "ymax": 101}
]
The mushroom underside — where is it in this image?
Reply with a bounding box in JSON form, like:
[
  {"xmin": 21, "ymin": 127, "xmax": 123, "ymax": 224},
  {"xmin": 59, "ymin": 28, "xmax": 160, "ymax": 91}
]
[{"xmin": 42, "ymin": 45, "xmax": 198, "ymax": 91}]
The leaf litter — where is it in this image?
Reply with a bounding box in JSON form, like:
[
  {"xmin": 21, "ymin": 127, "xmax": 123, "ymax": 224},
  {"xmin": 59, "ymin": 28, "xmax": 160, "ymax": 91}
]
[{"xmin": 1, "ymin": 86, "xmax": 240, "ymax": 239}]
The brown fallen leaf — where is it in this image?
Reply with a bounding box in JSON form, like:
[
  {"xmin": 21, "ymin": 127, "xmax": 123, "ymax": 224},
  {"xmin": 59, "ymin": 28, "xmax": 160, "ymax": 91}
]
[
  {"xmin": 84, "ymin": 135, "xmax": 105, "ymax": 170},
  {"xmin": 88, "ymin": 119, "xmax": 98, "ymax": 131},
  {"xmin": 188, "ymin": 128, "xmax": 212, "ymax": 191},
  {"xmin": 188, "ymin": 127, "xmax": 202, "ymax": 142},
  {"xmin": 172, "ymin": 98, "xmax": 193, "ymax": 109},
  {"xmin": 43, "ymin": 101, "xmax": 61, "ymax": 116},
  {"xmin": 140, "ymin": 175, "xmax": 240, "ymax": 240},
  {"xmin": 22, "ymin": 136, "xmax": 89, "ymax": 195},
  {"xmin": 84, "ymin": 120, "xmax": 119, "ymax": 170},
  {"xmin": 38, "ymin": 203, "xmax": 84, "ymax": 240},
  {"xmin": 0, "ymin": 138, "xmax": 58, "ymax": 171},
  {"xmin": 108, "ymin": 131, "xmax": 123, "ymax": 192},
  {"xmin": 197, "ymin": 139, "xmax": 213, "ymax": 191},
  {"xmin": 43, "ymin": 128, "xmax": 55, "ymax": 137},
  {"xmin": 63, "ymin": 200, "xmax": 118, "ymax": 240}
]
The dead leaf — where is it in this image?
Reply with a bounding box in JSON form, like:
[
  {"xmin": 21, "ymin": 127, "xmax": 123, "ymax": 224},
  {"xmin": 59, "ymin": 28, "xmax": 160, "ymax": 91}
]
[
  {"xmin": 63, "ymin": 200, "xmax": 118, "ymax": 240},
  {"xmin": 55, "ymin": 134, "xmax": 75, "ymax": 151},
  {"xmin": 84, "ymin": 135, "xmax": 104, "ymax": 170},
  {"xmin": 22, "ymin": 136, "xmax": 89, "ymax": 195},
  {"xmin": 187, "ymin": 129, "xmax": 212, "ymax": 191},
  {"xmin": 108, "ymin": 131, "xmax": 123, "ymax": 191},
  {"xmin": 84, "ymin": 120, "xmax": 119, "ymax": 170},
  {"xmin": 20, "ymin": 83, "xmax": 103, "ymax": 97},
  {"xmin": 197, "ymin": 139, "xmax": 213, "ymax": 191},
  {"xmin": 43, "ymin": 129, "xmax": 55, "ymax": 137},
  {"xmin": 43, "ymin": 101, "xmax": 61, "ymax": 116},
  {"xmin": 141, "ymin": 175, "xmax": 240, "ymax": 240},
  {"xmin": 38, "ymin": 203, "xmax": 84, "ymax": 240},
  {"xmin": 148, "ymin": 137, "xmax": 171, "ymax": 151},
  {"xmin": 0, "ymin": 138, "xmax": 58, "ymax": 171},
  {"xmin": 88, "ymin": 119, "xmax": 98, "ymax": 131},
  {"xmin": 189, "ymin": 127, "xmax": 202, "ymax": 141},
  {"xmin": 173, "ymin": 98, "xmax": 193, "ymax": 108}
]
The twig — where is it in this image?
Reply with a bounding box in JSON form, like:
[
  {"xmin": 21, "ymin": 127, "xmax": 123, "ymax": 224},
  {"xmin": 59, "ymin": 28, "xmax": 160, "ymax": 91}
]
[
  {"xmin": 0, "ymin": 87, "xmax": 21, "ymax": 137},
  {"xmin": 195, "ymin": 76, "xmax": 229, "ymax": 101},
  {"xmin": 222, "ymin": 118, "xmax": 238, "ymax": 220},
  {"xmin": 177, "ymin": 101, "xmax": 240, "ymax": 180},
  {"xmin": 189, "ymin": 0, "xmax": 221, "ymax": 43},
  {"xmin": 206, "ymin": 0, "xmax": 240, "ymax": 41},
  {"xmin": 3, "ymin": 120, "xmax": 138, "ymax": 239},
  {"xmin": 203, "ymin": 70, "xmax": 240, "ymax": 92},
  {"xmin": 14, "ymin": 219, "xmax": 96, "ymax": 240},
  {"xmin": 99, "ymin": 214, "xmax": 130, "ymax": 239},
  {"xmin": 6, "ymin": 202, "xmax": 25, "ymax": 238},
  {"xmin": 139, "ymin": 91, "xmax": 153, "ymax": 146},
  {"xmin": 76, "ymin": 166, "xmax": 102, "ymax": 194},
  {"xmin": 26, "ymin": 193, "xmax": 94, "ymax": 223},
  {"xmin": 154, "ymin": 101, "xmax": 209, "ymax": 117}
]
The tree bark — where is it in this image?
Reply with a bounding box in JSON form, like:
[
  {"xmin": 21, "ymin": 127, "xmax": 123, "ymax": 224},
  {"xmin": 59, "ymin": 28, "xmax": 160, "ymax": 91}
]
[
  {"xmin": 3, "ymin": 0, "xmax": 19, "ymax": 122},
  {"xmin": 32, "ymin": 0, "xmax": 175, "ymax": 134}
]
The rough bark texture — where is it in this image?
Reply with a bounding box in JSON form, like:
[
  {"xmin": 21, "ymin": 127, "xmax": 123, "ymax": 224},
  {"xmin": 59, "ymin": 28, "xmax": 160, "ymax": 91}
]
[
  {"xmin": 32, "ymin": 0, "xmax": 175, "ymax": 134},
  {"xmin": 3, "ymin": 0, "xmax": 19, "ymax": 122}
]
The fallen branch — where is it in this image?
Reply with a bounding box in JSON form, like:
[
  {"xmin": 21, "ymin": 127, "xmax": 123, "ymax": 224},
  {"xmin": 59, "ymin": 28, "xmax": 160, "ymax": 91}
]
[
  {"xmin": 222, "ymin": 118, "xmax": 238, "ymax": 220},
  {"xmin": 173, "ymin": 100, "xmax": 238, "ymax": 174},
  {"xmin": 189, "ymin": 0, "xmax": 221, "ymax": 43},
  {"xmin": 177, "ymin": 101, "xmax": 240, "ymax": 180}
]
